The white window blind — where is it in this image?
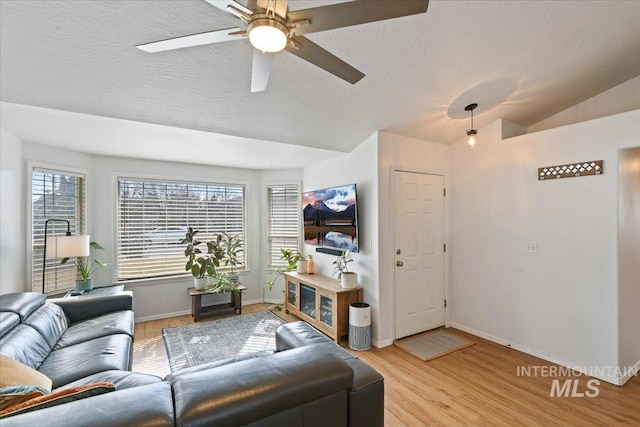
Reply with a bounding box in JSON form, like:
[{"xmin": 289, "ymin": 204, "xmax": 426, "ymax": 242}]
[
  {"xmin": 267, "ymin": 184, "xmax": 300, "ymax": 267},
  {"xmin": 117, "ymin": 178, "xmax": 245, "ymax": 280},
  {"xmin": 31, "ymin": 168, "xmax": 86, "ymax": 294}
]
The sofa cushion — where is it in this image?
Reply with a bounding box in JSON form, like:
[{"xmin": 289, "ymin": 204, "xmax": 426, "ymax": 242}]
[
  {"xmin": 276, "ymin": 322, "xmax": 354, "ymax": 360},
  {"xmin": 53, "ymin": 311, "xmax": 134, "ymax": 350},
  {"xmin": 23, "ymin": 304, "xmax": 69, "ymax": 349},
  {"xmin": 0, "ymin": 382, "xmax": 115, "ymax": 418},
  {"xmin": 0, "ymin": 293, "xmax": 45, "ymax": 321},
  {"xmin": 38, "ymin": 334, "xmax": 132, "ymax": 388},
  {"xmin": 165, "ymin": 350, "xmax": 275, "ymax": 383},
  {"xmin": 60, "ymin": 370, "xmax": 163, "ymax": 391},
  {"xmin": 0, "ymin": 355, "xmax": 52, "ymax": 391},
  {"xmin": 173, "ymin": 346, "xmax": 353, "ymax": 427},
  {"xmin": 0, "ymin": 313, "xmax": 20, "ymax": 339},
  {"xmin": 0, "ymin": 324, "xmax": 52, "ymax": 369}
]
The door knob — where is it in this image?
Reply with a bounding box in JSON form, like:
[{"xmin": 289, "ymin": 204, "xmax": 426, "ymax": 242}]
[{"xmin": 396, "ymin": 260, "xmax": 404, "ymax": 267}]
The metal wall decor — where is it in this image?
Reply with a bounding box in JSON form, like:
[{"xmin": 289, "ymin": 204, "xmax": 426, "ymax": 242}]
[{"xmin": 538, "ymin": 160, "xmax": 603, "ymax": 180}]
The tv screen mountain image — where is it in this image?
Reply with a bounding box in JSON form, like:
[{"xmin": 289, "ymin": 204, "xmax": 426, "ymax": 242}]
[{"xmin": 302, "ymin": 184, "xmax": 359, "ymax": 252}]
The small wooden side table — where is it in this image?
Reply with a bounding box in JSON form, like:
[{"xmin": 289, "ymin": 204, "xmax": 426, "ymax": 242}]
[{"xmin": 188, "ymin": 285, "xmax": 247, "ymax": 322}]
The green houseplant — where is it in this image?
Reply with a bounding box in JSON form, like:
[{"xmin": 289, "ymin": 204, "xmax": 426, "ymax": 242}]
[
  {"xmin": 333, "ymin": 250, "xmax": 357, "ymax": 288},
  {"xmin": 266, "ymin": 248, "xmax": 303, "ymax": 311},
  {"xmin": 61, "ymin": 241, "xmax": 108, "ymax": 291},
  {"xmin": 181, "ymin": 228, "xmax": 241, "ymax": 299},
  {"xmin": 221, "ymin": 232, "xmax": 243, "ymax": 283},
  {"xmin": 181, "ymin": 227, "xmax": 225, "ymax": 290}
]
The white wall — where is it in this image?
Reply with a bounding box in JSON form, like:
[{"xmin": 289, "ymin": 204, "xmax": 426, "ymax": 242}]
[
  {"xmin": 0, "ymin": 129, "xmax": 25, "ymax": 294},
  {"xmin": 450, "ymin": 110, "xmax": 640, "ymax": 384},
  {"xmin": 618, "ymin": 147, "xmax": 640, "ymax": 383},
  {"xmin": 528, "ymin": 76, "xmax": 640, "ymax": 133},
  {"xmin": 303, "ymin": 133, "xmax": 380, "ymax": 342},
  {"xmin": 377, "ymin": 132, "xmax": 451, "ymax": 346}
]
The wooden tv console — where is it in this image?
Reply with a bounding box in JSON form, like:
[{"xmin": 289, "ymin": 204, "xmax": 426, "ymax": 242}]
[{"xmin": 284, "ymin": 272, "xmax": 362, "ymax": 343}]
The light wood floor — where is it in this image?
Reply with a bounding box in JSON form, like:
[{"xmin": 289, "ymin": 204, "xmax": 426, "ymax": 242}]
[{"xmin": 133, "ymin": 303, "xmax": 640, "ymax": 426}]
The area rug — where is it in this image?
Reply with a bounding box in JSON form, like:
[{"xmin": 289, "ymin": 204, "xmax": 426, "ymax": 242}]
[
  {"xmin": 394, "ymin": 329, "xmax": 475, "ymax": 361},
  {"xmin": 162, "ymin": 310, "xmax": 285, "ymax": 372}
]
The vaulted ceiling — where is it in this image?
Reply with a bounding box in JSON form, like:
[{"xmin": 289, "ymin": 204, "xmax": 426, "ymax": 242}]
[{"xmin": 2, "ymin": 1, "xmax": 639, "ymax": 165}]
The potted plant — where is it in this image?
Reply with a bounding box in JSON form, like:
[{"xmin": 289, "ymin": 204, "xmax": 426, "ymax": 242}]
[
  {"xmin": 181, "ymin": 228, "xmax": 223, "ymax": 290},
  {"xmin": 266, "ymin": 248, "xmax": 303, "ymax": 311},
  {"xmin": 61, "ymin": 241, "xmax": 108, "ymax": 291},
  {"xmin": 333, "ymin": 251, "xmax": 357, "ymax": 288},
  {"xmin": 203, "ymin": 273, "xmax": 241, "ymax": 298},
  {"xmin": 221, "ymin": 232, "xmax": 243, "ymax": 283}
]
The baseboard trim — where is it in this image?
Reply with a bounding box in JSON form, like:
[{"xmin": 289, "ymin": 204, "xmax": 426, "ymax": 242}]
[
  {"xmin": 373, "ymin": 338, "xmax": 393, "ymax": 348},
  {"xmin": 135, "ymin": 310, "xmax": 191, "ymax": 323},
  {"xmin": 619, "ymin": 359, "xmax": 640, "ymax": 386},
  {"xmin": 134, "ymin": 299, "xmax": 280, "ymax": 323},
  {"xmin": 450, "ymin": 322, "xmax": 623, "ymax": 386}
]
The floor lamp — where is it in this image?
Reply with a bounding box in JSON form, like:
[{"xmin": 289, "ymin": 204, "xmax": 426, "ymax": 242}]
[{"xmin": 42, "ymin": 219, "xmax": 90, "ymax": 294}]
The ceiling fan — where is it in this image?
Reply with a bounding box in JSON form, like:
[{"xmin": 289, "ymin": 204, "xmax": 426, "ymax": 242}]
[{"xmin": 136, "ymin": 0, "xmax": 429, "ymax": 92}]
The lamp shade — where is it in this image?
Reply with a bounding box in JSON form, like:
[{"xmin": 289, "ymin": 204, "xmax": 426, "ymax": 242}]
[{"xmin": 46, "ymin": 235, "xmax": 90, "ymax": 258}]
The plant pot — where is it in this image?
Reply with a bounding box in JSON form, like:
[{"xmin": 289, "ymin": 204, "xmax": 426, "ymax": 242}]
[
  {"xmin": 296, "ymin": 260, "xmax": 308, "ymax": 273},
  {"xmin": 340, "ymin": 272, "xmax": 358, "ymax": 288},
  {"xmin": 225, "ymin": 271, "xmax": 240, "ymax": 283},
  {"xmin": 75, "ymin": 279, "xmax": 94, "ymax": 292},
  {"xmin": 194, "ymin": 277, "xmax": 208, "ymax": 290}
]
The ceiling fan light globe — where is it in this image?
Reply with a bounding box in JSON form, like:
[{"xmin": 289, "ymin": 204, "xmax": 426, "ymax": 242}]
[{"xmin": 248, "ymin": 21, "xmax": 288, "ymax": 53}]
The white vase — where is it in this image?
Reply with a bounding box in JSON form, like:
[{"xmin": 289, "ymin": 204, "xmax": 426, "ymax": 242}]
[
  {"xmin": 194, "ymin": 277, "xmax": 208, "ymax": 290},
  {"xmin": 296, "ymin": 260, "xmax": 308, "ymax": 273},
  {"xmin": 341, "ymin": 272, "xmax": 358, "ymax": 288}
]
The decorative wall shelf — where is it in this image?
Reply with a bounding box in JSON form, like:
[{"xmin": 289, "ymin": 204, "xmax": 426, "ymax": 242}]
[{"xmin": 538, "ymin": 160, "xmax": 603, "ymax": 180}]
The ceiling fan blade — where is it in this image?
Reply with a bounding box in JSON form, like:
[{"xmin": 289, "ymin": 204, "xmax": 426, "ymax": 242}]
[
  {"xmin": 136, "ymin": 28, "xmax": 244, "ymax": 53},
  {"xmin": 285, "ymin": 36, "xmax": 365, "ymax": 85},
  {"xmin": 288, "ymin": 0, "xmax": 429, "ymax": 36},
  {"xmin": 204, "ymin": 0, "xmax": 253, "ymax": 16},
  {"xmin": 251, "ymin": 49, "xmax": 274, "ymax": 93}
]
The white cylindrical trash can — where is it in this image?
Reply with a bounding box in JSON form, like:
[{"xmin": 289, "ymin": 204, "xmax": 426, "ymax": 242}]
[{"xmin": 349, "ymin": 302, "xmax": 371, "ymax": 351}]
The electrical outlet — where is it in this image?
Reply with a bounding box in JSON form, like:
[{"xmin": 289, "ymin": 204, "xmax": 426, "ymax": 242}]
[{"xmin": 525, "ymin": 243, "xmax": 537, "ymax": 254}]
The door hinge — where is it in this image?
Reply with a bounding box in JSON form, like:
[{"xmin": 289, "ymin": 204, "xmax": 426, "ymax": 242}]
[
  {"xmin": 443, "ymin": 188, "xmax": 446, "ymax": 197},
  {"xmin": 444, "ymin": 243, "xmax": 447, "ymax": 252},
  {"xmin": 444, "ymin": 299, "xmax": 447, "ymax": 308}
]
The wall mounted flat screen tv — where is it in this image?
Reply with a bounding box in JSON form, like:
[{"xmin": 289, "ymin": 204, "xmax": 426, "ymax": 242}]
[{"xmin": 302, "ymin": 184, "xmax": 359, "ymax": 252}]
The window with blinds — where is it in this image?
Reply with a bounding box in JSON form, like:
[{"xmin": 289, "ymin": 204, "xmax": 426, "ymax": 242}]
[
  {"xmin": 267, "ymin": 184, "xmax": 300, "ymax": 267},
  {"xmin": 117, "ymin": 178, "xmax": 245, "ymax": 280},
  {"xmin": 31, "ymin": 168, "xmax": 86, "ymax": 294}
]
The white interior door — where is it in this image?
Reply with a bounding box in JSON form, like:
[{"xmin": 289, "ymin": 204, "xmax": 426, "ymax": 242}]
[{"xmin": 394, "ymin": 171, "xmax": 445, "ymax": 339}]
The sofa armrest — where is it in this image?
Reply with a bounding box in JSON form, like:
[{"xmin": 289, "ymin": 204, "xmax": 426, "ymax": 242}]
[
  {"xmin": 172, "ymin": 345, "xmax": 353, "ymax": 427},
  {"xmin": 0, "ymin": 382, "xmax": 174, "ymax": 427},
  {"xmin": 50, "ymin": 292, "xmax": 133, "ymax": 323}
]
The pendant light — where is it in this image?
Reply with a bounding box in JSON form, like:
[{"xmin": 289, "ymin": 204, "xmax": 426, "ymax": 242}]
[{"xmin": 465, "ymin": 103, "xmax": 478, "ymax": 149}]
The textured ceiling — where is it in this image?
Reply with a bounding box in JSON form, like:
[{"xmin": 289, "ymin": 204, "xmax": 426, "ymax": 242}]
[{"xmin": 2, "ymin": 0, "xmax": 640, "ymax": 158}]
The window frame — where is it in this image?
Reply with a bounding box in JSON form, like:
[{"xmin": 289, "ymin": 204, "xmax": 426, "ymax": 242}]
[
  {"xmin": 114, "ymin": 174, "xmax": 249, "ymax": 282},
  {"xmin": 27, "ymin": 162, "xmax": 90, "ymax": 295},
  {"xmin": 265, "ymin": 182, "xmax": 301, "ymax": 269}
]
